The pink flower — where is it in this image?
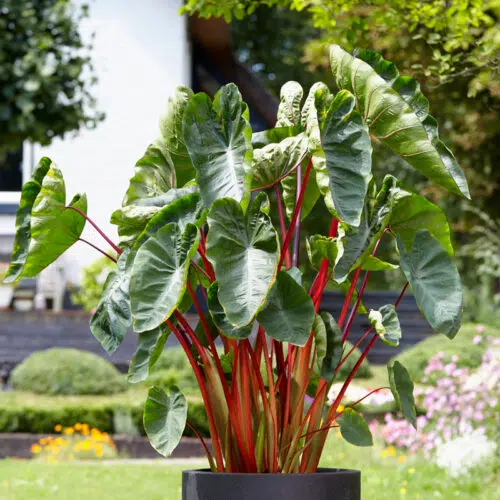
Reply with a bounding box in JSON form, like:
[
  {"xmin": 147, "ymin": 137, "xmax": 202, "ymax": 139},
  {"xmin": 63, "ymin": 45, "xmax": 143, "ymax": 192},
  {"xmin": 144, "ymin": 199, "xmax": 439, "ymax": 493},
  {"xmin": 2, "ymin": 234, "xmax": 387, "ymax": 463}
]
[
  {"xmin": 476, "ymin": 325, "xmax": 485, "ymax": 334},
  {"xmin": 472, "ymin": 335, "xmax": 483, "ymax": 345}
]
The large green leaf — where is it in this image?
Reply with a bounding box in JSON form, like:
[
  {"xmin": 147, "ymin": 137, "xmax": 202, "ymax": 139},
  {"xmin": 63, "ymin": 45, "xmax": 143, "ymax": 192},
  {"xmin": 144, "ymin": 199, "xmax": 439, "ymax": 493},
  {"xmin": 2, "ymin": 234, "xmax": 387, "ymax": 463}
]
[
  {"xmin": 128, "ymin": 325, "xmax": 169, "ymax": 383},
  {"xmin": 122, "ymin": 142, "xmax": 176, "ymax": 207},
  {"xmin": 338, "ymin": 408, "xmax": 373, "ymax": 447},
  {"xmin": 368, "ymin": 304, "xmax": 401, "ymax": 347},
  {"xmin": 319, "ymin": 311, "xmax": 343, "ymax": 383},
  {"xmin": 5, "ymin": 157, "xmax": 51, "ymax": 282},
  {"xmin": 257, "ymin": 270, "xmax": 315, "ymax": 346},
  {"xmin": 309, "ymin": 89, "xmax": 373, "ymax": 227},
  {"xmin": 388, "ymin": 361, "xmax": 417, "ymax": 429},
  {"xmin": 207, "ymin": 282, "xmax": 252, "ymax": 339},
  {"xmin": 143, "ymin": 386, "xmax": 187, "ymax": 457},
  {"xmin": 330, "ymin": 45, "xmax": 469, "ymax": 199},
  {"xmin": 397, "ymin": 230, "xmax": 462, "ymax": 338},
  {"xmin": 183, "ymin": 84, "xmax": 253, "ymax": 209},
  {"xmin": 6, "ymin": 163, "xmax": 87, "ymax": 280},
  {"xmin": 306, "ymin": 234, "xmax": 344, "ymax": 271},
  {"xmin": 276, "ymin": 81, "xmax": 303, "ymax": 127},
  {"xmin": 206, "ymin": 194, "xmax": 279, "ymax": 327},
  {"xmin": 159, "ymin": 86, "xmax": 196, "ymax": 187},
  {"xmin": 90, "ymin": 250, "xmax": 132, "ymax": 353},
  {"xmin": 334, "ymin": 177, "xmax": 396, "ymax": 282},
  {"xmin": 130, "ymin": 223, "xmax": 200, "ymax": 332},
  {"xmin": 113, "ymin": 187, "xmax": 203, "ymax": 252}
]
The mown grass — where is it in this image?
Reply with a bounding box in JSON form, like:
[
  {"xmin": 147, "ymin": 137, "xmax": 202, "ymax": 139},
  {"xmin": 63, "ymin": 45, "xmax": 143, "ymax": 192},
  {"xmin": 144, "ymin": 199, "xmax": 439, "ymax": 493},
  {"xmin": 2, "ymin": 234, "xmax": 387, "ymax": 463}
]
[{"xmin": 0, "ymin": 436, "xmax": 497, "ymax": 500}]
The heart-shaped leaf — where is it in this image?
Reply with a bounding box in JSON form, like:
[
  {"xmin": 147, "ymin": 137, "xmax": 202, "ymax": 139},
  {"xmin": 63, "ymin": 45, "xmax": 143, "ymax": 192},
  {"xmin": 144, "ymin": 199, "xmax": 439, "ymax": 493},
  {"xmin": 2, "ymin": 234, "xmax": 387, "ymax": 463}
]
[
  {"xmin": 130, "ymin": 223, "xmax": 200, "ymax": 332},
  {"xmin": 338, "ymin": 407, "xmax": 373, "ymax": 447},
  {"xmin": 368, "ymin": 304, "xmax": 401, "ymax": 347},
  {"xmin": 276, "ymin": 81, "xmax": 303, "ymax": 127},
  {"xmin": 330, "ymin": 45, "xmax": 469, "ymax": 199},
  {"xmin": 207, "ymin": 282, "xmax": 252, "ymax": 339},
  {"xmin": 143, "ymin": 386, "xmax": 187, "ymax": 457},
  {"xmin": 183, "ymin": 84, "xmax": 253, "ymax": 209},
  {"xmin": 90, "ymin": 249, "xmax": 132, "ymax": 353},
  {"xmin": 308, "ymin": 89, "xmax": 373, "ymax": 227},
  {"xmin": 6, "ymin": 161, "xmax": 87, "ymax": 280},
  {"xmin": 128, "ymin": 324, "xmax": 170, "ymax": 383},
  {"xmin": 206, "ymin": 194, "xmax": 279, "ymax": 327},
  {"xmin": 257, "ymin": 270, "xmax": 315, "ymax": 346},
  {"xmin": 398, "ymin": 230, "xmax": 462, "ymax": 338},
  {"xmin": 388, "ymin": 361, "xmax": 417, "ymax": 429}
]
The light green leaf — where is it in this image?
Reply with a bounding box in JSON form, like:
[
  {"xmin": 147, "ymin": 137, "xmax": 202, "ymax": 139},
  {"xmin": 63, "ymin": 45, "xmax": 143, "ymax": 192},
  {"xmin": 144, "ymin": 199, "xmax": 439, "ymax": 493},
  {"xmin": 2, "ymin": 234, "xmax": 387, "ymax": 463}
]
[
  {"xmin": 207, "ymin": 282, "xmax": 252, "ymax": 339},
  {"xmin": 128, "ymin": 325, "xmax": 169, "ymax": 383},
  {"xmin": 338, "ymin": 407, "xmax": 373, "ymax": 447},
  {"xmin": 330, "ymin": 45, "xmax": 469, "ymax": 199},
  {"xmin": 206, "ymin": 194, "xmax": 279, "ymax": 327},
  {"xmin": 252, "ymin": 125, "xmax": 302, "ymax": 148},
  {"xmin": 159, "ymin": 86, "xmax": 196, "ymax": 187},
  {"xmin": 90, "ymin": 250, "xmax": 131, "ymax": 353},
  {"xmin": 307, "ymin": 234, "xmax": 344, "ymax": 270},
  {"xmin": 7, "ymin": 163, "xmax": 87, "ymax": 280},
  {"xmin": 183, "ymin": 84, "xmax": 253, "ymax": 209},
  {"xmin": 388, "ymin": 361, "xmax": 417, "ymax": 429},
  {"xmin": 310, "ymin": 89, "xmax": 373, "ymax": 227},
  {"xmin": 300, "ymin": 82, "xmax": 329, "ymax": 127},
  {"xmin": 368, "ymin": 304, "xmax": 401, "ymax": 347},
  {"xmin": 257, "ymin": 270, "xmax": 315, "ymax": 346},
  {"xmin": 143, "ymin": 386, "xmax": 187, "ymax": 457},
  {"xmin": 361, "ymin": 255, "xmax": 399, "ymax": 271},
  {"xmin": 398, "ymin": 230, "xmax": 462, "ymax": 338},
  {"xmin": 276, "ymin": 81, "xmax": 303, "ymax": 127},
  {"xmin": 130, "ymin": 223, "xmax": 200, "ymax": 332},
  {"xmin": 5, "ymin": 157, "xmax": 52, "ymax": 282}
]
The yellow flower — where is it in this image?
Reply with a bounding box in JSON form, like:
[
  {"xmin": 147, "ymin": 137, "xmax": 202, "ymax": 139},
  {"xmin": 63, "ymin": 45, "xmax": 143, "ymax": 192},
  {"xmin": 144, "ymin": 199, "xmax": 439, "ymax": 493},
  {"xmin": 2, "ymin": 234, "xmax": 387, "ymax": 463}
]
[
  {"xmin": 95, "ymin": 445, "xmax": 103, "ymax": 457},
  {"xmin": 30, "ymin": 444, "xmax": 42, "ymax": 454},
  {"xmin": 408, "ymin": 468, "xmax": 416, "ymax": 474},
  {"xmin": 337, "ymin": 405, "xmax": 345, "ymax": 413},
  {"xmin": 54, "ymin": 424, "xmax": 62, "ymax": 432},
  {"xmin": 398, "ymin": 456, "xmax": 406, "ymax": 463},
  {"xmin": 39, "ymin": 438, "xmax": 47, "ymax": 445},
  {"xmin": 74, "ymin": 423, "xmax": 82, "ymax": 431},
  {"xmin": 64, "ymin": 428, "xmax": 74, "ymax": 435},
  {"xmin": 400, "ymin": 487, "xmax": 407, "ymax": 495}
]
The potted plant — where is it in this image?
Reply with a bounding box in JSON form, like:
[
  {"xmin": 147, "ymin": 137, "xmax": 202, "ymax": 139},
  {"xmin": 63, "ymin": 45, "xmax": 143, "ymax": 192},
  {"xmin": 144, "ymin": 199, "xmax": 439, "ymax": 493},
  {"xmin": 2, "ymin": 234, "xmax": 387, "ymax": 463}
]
[{"xmin": 4, "ymin": 46, "xmax": 467, "ymax": 499}]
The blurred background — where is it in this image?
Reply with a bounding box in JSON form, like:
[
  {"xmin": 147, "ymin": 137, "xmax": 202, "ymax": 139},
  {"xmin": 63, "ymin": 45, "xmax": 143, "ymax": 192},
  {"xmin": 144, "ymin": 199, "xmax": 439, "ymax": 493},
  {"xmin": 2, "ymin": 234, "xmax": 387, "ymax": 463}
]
[{"xmin": 0, "ymin": 1, "xmax": 498, "ymax": 497}]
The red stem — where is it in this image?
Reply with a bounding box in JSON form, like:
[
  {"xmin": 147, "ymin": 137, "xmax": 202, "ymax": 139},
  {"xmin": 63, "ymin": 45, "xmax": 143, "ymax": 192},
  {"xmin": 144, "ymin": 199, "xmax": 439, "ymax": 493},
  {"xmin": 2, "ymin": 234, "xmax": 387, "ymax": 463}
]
[
  {"xmin": 347, "ymin": 386, "xmax": 390, "ymax": 409},
  {"xmin": 274, "ymin": 184, "xmax": 292, "ymax": 269},
  {"xmin": 65, "ymin": 206, "xmax": 122, "ymax": 255},
  {"xmin": 78, "ymin": 238, "xmax": 117, "ymax": 263},
  {"xmin": 337, "ymin": 266, "xmax": 362, "ymax": 328},
  {"xmin": 186, "ymin": 421, "xmax": 216, "ymax": 470},
  {"xmin": 292, "ymin": 165, "xmax": 302, "ymax": 267}
]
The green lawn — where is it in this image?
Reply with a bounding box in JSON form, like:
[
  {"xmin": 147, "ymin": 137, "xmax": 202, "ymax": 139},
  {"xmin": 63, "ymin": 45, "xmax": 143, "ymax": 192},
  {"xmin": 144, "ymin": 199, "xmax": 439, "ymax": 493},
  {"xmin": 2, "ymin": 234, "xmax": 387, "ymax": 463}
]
[{"xmin": 0, "ymin": 437, "xmax": 497, "ymax": 500}]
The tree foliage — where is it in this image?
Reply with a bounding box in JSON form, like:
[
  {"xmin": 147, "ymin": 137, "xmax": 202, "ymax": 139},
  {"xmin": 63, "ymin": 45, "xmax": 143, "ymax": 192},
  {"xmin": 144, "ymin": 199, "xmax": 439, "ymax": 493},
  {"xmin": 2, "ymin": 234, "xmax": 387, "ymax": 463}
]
[{"xmin": 0, "ymin": 0, "xmax": 103, "ymax": 159}]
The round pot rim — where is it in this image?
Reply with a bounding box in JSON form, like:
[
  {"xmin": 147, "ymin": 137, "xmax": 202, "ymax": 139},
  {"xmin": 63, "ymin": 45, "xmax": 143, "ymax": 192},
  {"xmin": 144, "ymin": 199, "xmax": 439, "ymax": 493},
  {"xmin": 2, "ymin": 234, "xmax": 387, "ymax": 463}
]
[{"xmin": 183, "ymin": 467, "xmax": 360, "ymax": 477}]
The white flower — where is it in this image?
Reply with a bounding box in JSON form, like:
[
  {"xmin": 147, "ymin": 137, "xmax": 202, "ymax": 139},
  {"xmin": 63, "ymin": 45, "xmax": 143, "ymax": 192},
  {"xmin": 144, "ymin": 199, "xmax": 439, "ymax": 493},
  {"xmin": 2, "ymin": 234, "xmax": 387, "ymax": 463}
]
[{"xmin": 434, "ymin": 430, "xmax": 497, "ymax": 477}]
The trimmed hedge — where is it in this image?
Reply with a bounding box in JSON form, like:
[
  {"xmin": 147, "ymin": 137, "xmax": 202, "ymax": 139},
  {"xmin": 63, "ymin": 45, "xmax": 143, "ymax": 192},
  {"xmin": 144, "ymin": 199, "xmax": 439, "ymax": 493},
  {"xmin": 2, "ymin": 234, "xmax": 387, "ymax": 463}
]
[
  {"xmin": 10, "ymin": 348, "xmax": 127, "ymax": 396},
  {"xmin": 392, "ymin": 323, "xmax": 500, "ymax": 383},
  {"xmin": 0, "ymin": 390, "xmax": 209, "ymax": 438}
]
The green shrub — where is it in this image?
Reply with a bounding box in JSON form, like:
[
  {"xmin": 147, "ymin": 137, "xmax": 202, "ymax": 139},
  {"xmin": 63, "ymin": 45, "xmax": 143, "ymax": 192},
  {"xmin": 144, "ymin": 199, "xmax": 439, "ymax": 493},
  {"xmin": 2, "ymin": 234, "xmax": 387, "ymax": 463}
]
[
  {"xmin": 338, "ymin": 340, "xmax": 372, "ymax": 379},
  {"xmin": 146, "ymin": 368, "xmax": 198, "ymax": 393},
  {"xmin": 10, "ymin": 348, "xmax": 127, "ymax": 396},
  {"xmin": 391, "ymin": 323, "xmax": 500, "ymax": 382},
  {"xmin": 153, "ymin": 347, "xmax": 192, "ymax": 373},
  {"xmin": 0, "ymin": 390, "xmax": 209, "ymax": 437}
]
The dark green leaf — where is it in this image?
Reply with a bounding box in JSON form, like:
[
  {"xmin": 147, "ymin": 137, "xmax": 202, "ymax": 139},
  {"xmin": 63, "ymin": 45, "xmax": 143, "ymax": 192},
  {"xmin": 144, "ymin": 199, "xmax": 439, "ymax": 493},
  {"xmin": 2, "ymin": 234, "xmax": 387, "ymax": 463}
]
[
  {"xmin": 130, "ymin": 223, "xmax": 200, "ymax": 332},
  {"xmin": 319, "ymin": 311, "xmax": 343, "ymax": 383},
  {"xmin": 397, "ymin": 230, "xmax": 462, "ymax": 338},
  {"xmin": 330, "ymin": 45, "xmax": 469, "ymax": 199},
  {"xmin": 128, "ymin": 325, "xmax": 170, "ymax": 383},
  {"xmin": 143, "ymin": 386, "xmax": 187, "ymax": 457},
  {"xmin": 368, "ymin": 304, "xmax": 401, "ymax": 347},
  {"xmin": 183, "ymin": 84, "xmax": 253, "ymax": 209},
  {"xmin": 257, "ymin": 270, "xmax": 315, "ymax": 346},
  {"xmin": 90, "ymin": 250, "xmax": 131, "ymax": 353},
  {"xmin": 206, "ymin": 194, "xmax": 279, "ymax": 327},
  {"xmin": 388, "ymin": 361, "xmax": 417, "ymax": 429},
  {"xmin": 194, "ymin": 312, "xmax": 220, "ymax": 347},
  {"xmin": 338, "ymin": 407, "xmax": 373, "ymax": 446}
]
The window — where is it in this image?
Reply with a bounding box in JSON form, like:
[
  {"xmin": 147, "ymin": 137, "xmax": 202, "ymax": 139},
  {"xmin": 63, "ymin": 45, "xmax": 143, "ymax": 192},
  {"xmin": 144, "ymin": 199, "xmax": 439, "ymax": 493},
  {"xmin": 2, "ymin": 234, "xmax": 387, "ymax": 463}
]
[{"xmin": 0, "ymin": 147, "xmax": 23, "ymax": 192}]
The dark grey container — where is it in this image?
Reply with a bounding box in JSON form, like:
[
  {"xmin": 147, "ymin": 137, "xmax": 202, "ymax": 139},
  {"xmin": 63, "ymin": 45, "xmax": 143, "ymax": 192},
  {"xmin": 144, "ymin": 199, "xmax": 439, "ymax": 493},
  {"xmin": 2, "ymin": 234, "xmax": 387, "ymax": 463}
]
[{"xmin": 182, "ymin": 468, "xmax": 361, "ymax": 500}]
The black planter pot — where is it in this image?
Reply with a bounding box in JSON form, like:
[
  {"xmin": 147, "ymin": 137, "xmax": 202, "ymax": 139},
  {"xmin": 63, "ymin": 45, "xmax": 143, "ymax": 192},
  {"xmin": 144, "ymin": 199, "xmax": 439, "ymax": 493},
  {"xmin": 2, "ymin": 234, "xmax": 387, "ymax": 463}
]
[{"xmin": 182, "ymin": 468, "xmax": 361, "ymax": 500}]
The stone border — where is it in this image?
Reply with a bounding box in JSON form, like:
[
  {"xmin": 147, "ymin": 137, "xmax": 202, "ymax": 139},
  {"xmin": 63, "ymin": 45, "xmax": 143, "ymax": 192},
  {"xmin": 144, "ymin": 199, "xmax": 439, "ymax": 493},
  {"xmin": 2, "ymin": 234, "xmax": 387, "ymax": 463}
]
[{"xmin": 0, "ymin": 433, "xmax": 209, "ymax": 459}]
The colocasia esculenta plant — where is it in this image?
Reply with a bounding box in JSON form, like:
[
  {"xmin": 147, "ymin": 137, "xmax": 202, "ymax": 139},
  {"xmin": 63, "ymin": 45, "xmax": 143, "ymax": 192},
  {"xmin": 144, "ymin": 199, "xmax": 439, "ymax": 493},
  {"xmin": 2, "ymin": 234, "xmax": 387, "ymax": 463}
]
[{"xmin": 5, "ymin": 46, "xmax": 468, "ymax": 473}]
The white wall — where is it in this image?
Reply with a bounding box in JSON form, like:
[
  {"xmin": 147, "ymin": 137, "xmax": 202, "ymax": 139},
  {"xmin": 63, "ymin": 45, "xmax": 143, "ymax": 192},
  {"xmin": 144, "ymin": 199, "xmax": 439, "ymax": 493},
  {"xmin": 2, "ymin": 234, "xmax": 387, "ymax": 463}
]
[{"xmin": 36, "ymin": 0, "xmax": 190, "ymax": 282}]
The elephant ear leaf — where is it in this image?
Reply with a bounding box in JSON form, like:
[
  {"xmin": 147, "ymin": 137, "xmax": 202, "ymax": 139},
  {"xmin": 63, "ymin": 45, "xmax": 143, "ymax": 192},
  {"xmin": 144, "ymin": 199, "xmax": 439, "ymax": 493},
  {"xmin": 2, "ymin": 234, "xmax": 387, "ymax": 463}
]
[
  {"xmin": 368, "ymin": 304, "xmax": 401, "ymax": 347},
  {"xmin": 330, "ymin": 45, "xmax": 469, "ymax": 199},
  {"xmin": 338, "ymin": 408, "xmax": 373, "ymax": 447},
  {"xmin": 183, "ymin": 83, "xmax": 253, "ymax": 210},
  {"xmin": 398, "ymin": 230, "xmax": 462, "ymax": 339},
  {"xmin": 276, "ymin": 81, "xmax": 303, "ymax": 127},
  {"xmin": 388, "ymin": 361, "xmax": 417, "ymax": 429},
  {"xmin": 143, "ymin": 386, "xmax": 187, "ymax": 457},
  {"xmin": 90, "ymin": 249, "xmax": 132, "ymax": 354},
  {"xmin": 5, "ymin": 160, "xmax": 87, "ymax": 281},
  {"xmin": 130, "ymin": 223, "xmax": 200, "ymax": 332}
]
